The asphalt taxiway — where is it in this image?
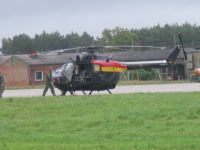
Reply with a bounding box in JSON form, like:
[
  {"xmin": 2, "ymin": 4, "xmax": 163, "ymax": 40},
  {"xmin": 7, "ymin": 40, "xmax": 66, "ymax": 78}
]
[{"xmin": 2, "ymin": 83, "xmax": 200, "ymax": 97}]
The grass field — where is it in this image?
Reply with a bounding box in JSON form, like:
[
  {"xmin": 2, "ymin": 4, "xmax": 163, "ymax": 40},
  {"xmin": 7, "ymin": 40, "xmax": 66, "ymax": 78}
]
[{"xmin": 1, "ymin": 93, "xmax": 200, "ymax": 150}]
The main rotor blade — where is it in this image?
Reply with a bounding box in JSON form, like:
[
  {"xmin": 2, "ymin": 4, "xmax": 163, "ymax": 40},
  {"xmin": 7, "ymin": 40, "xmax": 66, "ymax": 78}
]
[
  {"xmin": 104, "ymin": 45, "xmax": 165, "ymax": 50},
  {"xmin": 55, "ymin": 46, "xmax": 104, "ymax": 54},
  {"xmin": 56, "ymin": 47, "xmax": 86, "ymax": 54},
  {"xmin": 40, "ymin": 45, "xmax": 166, "ymax": 55}
]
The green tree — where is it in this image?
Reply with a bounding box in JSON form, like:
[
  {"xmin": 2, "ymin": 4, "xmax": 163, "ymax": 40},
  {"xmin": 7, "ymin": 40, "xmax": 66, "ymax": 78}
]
[
  {"xmin": 12, "ymin": 34, "xmax": 33, "ymax": 54},
  {"xmin": 2, "ymin": 38, "xmax": 13, "ymax": 54},
  {"xmin": 2, "ymin": 34, "xmax": 33, "ymax": 54},
  {"xmin": 34, "ymin": 31, "xmax": 64, "ymax": 52},
  {"xmin": 64, "ymin": 32, "xmax": 81, "ymax": 48},
  {"xmin": 101, "ymin": 27, "xmax": 138, "ymax": 45},
  {"xmin": 101, "ymin": 29, "xmax": 113, "ymax": 45},
  {"xmin": 2, "ymin": 23, "xmax": 200, "ymax": 55},
  {"xmin": 112, "ymin": 29, "xmax": 137, "ymax": 45},
  {"xmin": 79, "ymin": 32, "xmax": 94, "ymax": 47}
]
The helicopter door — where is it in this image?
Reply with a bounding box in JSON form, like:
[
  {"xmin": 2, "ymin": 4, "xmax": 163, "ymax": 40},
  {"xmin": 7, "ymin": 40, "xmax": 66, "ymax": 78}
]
[
  {"xmin": 78, "ymin": 64, "xmax": 93, "ymax": 82},
  {"xmin": 62, "ymin": 63, "xmax": 75, "ymax": 82}
]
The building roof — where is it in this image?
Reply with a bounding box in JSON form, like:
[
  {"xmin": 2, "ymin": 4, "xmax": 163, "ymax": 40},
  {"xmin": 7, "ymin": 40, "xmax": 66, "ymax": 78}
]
[
  {"xmin": 0, "ymin": 55, "xmax": 11, "ymax": 64},
  {"xmin": 14, "ymin": 53, "xmax": 76, "ymax": 65},
  {"xmin": 101, "ymin": 47, "xmax": 185, "ymax": 62},
  {"xmin": 186, "ymin": 48, "xmax": 200, "ymax": 54}
]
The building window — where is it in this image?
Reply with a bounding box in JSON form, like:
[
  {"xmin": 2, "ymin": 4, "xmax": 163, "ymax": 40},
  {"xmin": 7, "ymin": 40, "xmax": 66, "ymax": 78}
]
[{"xmin": 35, "ymin": 71, "xmax": 43, "ymax": 81}]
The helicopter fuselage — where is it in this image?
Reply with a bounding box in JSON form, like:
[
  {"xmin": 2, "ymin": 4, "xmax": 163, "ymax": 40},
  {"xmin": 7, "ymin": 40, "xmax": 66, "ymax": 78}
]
[
  {"xmin": 53, "ymin": 71, "xmax": 120, "ymax": 91},
  {"xmin": 52, "ymin": 59, "xmax": 127, "ymax": 94}
]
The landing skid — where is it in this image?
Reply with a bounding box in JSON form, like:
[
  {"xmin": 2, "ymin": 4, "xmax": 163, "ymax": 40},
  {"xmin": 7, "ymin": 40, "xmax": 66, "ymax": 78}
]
[
  {"xmin": 61, "ymin": 89, "xmax": 112, "ymax": 96},
  {"xmin": 107, "ymin": 89, "xmax": 112, "ymax": 94},
  {"xmin": 83, "ymin": 89, "xmax": 112, "ymax": 95},
  {"xmin": 61, "ymin": 90, "xmax": 74, "ymax": 96},
  {"xmin": 61, "ymin": 90, "xmax": 66, "ymax": 96},
  {"xmin": 82, "ymin": 91, "xmax": 86, "ymax": 95},
  {"xmin": 89, "ymin": 91, "xmax": 93, "ymax": 95}
]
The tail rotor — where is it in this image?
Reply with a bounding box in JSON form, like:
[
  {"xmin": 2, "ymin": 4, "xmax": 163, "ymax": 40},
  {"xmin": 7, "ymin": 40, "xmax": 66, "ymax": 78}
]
[{"xmin": 178, "ymin": 32, "xmax": 187, "ymax": 60}]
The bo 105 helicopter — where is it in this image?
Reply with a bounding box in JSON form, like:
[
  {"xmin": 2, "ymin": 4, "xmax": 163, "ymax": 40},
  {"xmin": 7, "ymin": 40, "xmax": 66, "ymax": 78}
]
[
  {"xmin": 52, "ymin": 33, "xmax": 187, "ymax": 95},
  {"xmin": 52, "ymin": 47, "xmax": 127, "ymax": 95}
]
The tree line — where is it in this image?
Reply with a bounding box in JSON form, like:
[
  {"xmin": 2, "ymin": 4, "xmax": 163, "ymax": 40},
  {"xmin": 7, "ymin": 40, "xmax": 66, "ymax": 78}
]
[{"xmin": 1, "ymin": 23, "xmax": 200, "ymax": 55}]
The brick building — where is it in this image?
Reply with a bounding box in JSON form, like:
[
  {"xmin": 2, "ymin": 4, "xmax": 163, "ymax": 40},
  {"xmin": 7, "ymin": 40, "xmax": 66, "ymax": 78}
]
[{"xmin": 0, "ymin": 53, "xmax": 74, "ymax": 87}]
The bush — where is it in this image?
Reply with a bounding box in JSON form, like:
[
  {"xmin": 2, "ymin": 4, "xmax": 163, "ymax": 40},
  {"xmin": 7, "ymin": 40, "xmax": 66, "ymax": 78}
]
[{"xmin": 139, "ymin": 69, "xmax": 156, "ymax": 80}]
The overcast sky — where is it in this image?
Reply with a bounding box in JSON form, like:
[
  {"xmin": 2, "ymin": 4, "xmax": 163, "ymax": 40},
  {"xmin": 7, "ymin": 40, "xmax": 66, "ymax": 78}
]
[{"xmin": 1, "ymin": 0, "xmax": 200, "ymax": 46}]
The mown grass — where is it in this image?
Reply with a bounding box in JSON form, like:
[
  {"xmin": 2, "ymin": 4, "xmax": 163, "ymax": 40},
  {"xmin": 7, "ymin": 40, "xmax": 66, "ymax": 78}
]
[{"xmin": 1, "ymin": 93, "xmax": 200, "ymax": 150}]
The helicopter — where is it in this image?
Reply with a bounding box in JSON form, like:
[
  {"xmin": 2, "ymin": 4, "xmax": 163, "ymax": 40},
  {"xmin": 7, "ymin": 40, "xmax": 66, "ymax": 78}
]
[
  {"xmin": 51, "ymin": 33, "xmax": 187, "ymax": 95},
  {"xmin": 52, "ymin": 46, "xmax": 127, "ymax": 95}
]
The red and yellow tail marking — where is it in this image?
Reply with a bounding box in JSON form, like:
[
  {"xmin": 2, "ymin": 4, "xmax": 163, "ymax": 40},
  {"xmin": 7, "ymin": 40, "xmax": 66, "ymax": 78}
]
[{"xmin": 92, "ymin": 60, "xmax": 127, "ymax": 72}]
